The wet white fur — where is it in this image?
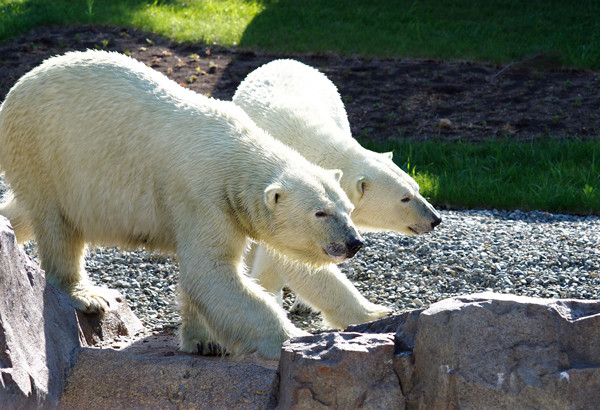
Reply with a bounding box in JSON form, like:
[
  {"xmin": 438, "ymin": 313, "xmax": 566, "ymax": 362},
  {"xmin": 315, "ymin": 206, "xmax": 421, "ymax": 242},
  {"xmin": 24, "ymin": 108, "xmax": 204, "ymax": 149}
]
[{"xmin": 0, "ymin": 51, "xmax": 361, "ymax": 358}]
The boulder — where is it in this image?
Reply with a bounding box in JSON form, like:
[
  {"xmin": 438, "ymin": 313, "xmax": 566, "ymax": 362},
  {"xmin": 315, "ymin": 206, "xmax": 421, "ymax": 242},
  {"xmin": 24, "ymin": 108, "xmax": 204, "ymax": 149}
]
[
  {"xmin": 349, "ymin": 292, "xmax": 600, "ymax": 409},
  {"xmin": 407, "ymin": 293, "xmax": 600, "ymax": 409},
  {"xmin": 277, "ymin": 332, "xmax": 404, "ymax": 409},
  {"xmin": 76, "ymin": 293, "xmax": 145, "ymax": 347},
  {"xmin": 59, "ymin": 334, "xmax": 279, "ymax": 409}
]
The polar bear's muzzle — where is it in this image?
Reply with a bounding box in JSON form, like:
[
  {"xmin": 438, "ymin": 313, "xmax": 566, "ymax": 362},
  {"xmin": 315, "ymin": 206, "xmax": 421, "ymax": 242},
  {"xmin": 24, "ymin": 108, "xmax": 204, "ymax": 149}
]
[{"xmin": 324, "ymin": 236, "xmax": 364, "ymax": 261}]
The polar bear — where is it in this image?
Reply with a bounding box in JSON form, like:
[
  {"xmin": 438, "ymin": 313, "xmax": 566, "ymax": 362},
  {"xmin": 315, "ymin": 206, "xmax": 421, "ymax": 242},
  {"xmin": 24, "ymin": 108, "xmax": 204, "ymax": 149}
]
[
  {"xmin": 0, "ymin": 50, "xmax": 364, "ymax": 359},
  {"xmin": 233, "ymin": 59, "xmax": 442, "ymax": 329}
]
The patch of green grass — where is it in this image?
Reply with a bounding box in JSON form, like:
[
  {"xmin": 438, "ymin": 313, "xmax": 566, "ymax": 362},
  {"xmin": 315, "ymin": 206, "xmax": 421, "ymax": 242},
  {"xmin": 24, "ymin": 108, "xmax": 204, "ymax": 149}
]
[
  {"xmin": 1, "ymin": 0, "xmax": 599, "ymax": 69},
  {"xmin": 0, "ymin": 0, "xmax": 264, "ymax": 46},
  {"xmin": 126, "ymin": 1, "xmax": 263, "ymax": 45},
  {"xmin": 361, "ymin": 138, "xmax": 600, "ymax": 215}
]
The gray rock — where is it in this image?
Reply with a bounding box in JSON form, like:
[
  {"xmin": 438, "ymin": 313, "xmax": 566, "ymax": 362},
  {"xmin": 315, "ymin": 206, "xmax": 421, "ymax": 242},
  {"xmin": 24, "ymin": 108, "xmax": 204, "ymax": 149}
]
[
  {"xmin": 60, "ymin": 334, "xmax": 278, "ymax": 410},
  {"xmin": 302, "ymin": 293, "xmax": 600, "ymax": 409},
  {"xmin": 277, "ymin": 332, "xmax": 404, "ymax": 409},
  {"xmin": 76, "ymin": 293, "xmax": 145, "ymax": 347},
  {"xmin": 0, "ymin": 217, "xmax": 81, "ymax": 409},
  {"xmin": 407, "ymin": 292, "xmax": 600, "ymax": 409}
]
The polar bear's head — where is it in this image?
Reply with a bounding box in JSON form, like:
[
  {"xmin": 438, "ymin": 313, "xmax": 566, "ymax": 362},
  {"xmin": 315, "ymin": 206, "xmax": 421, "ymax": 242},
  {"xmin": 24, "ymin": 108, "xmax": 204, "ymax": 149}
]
[
  {"xmin": 262, "ymin": 168, "xmax": 364, "ymax": 266},
  {"xmin": 343, "ymin": 150, "xmax": 442, "ymax": 235}
]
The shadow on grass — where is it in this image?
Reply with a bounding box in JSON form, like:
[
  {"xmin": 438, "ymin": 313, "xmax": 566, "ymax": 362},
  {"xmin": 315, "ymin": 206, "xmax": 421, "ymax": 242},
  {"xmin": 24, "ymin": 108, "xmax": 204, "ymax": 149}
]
[{"xmin": 238, "ymin": 0, "xmax": 409, "ymax": 57}]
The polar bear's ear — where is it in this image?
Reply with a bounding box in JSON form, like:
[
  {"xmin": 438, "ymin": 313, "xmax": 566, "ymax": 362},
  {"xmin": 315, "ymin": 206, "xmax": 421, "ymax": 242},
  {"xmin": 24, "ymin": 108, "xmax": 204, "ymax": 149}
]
[
  {"xmin": 357, "ymin": 176, "xmax": 369, "ymax": 198},
  {"xmin": 264, "ymin": 183, "xmax": 283, "ymax": 209},
  {"xmin": 382, "ymin": 151, "xmax": 394, "ymax": 160},
  {"xmin": 330, "ymin": 169, "xmax": 343, "ymax": 182}
]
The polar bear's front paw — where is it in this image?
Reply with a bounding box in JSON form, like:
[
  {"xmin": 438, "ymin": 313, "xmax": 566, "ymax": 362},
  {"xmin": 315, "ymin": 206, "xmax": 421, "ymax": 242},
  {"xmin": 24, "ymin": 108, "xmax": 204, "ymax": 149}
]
[
  {"xmin": 196, "ymin": 341, "xmax": 226, "ymax": 356},
  {"xmin": 70, "ymin": 283, "xmax": 118, "ymax": 314},
  {"xmin": 364, "ymin": 303, "xmax": 394, "ymax": 321},
  {"xmin": 322, "ymin": 303, "xmax": 393, "ymax": 330},
  {"xmin": 290, "ymin": 297, "xmax": 312, "ymax": 314},
  {"xmin": 179, "ymin": 336, "xmax": 226, "ymax": 356},
  {"xmin": 200, "ymin": 342, "xmax": 226, "ymax": 356}
]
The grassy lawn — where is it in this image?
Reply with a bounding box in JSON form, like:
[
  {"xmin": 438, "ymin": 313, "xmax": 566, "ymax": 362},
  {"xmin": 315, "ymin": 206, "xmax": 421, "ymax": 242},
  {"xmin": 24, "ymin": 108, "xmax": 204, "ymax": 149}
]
[
  {"xmin": 362, "ymin": 138, "xmax": 600, "ymax": 215},
  {"xmin": 1, "ymin": 0, "xmax": 599, "ymax": 69},
  {"xmin": 240, "ymin": 0, "xmax": 600, "ymax": 70},
  {"xmin": 1, "ymin": 0, "xmax": 599, "ymax": 214}
]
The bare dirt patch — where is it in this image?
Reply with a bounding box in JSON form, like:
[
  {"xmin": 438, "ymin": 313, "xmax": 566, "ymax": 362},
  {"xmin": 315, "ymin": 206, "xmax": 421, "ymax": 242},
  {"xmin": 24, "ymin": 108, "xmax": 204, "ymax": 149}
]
[{"xmin": 1, "ymin": 25, "xmax": 599, "ymax": 143}]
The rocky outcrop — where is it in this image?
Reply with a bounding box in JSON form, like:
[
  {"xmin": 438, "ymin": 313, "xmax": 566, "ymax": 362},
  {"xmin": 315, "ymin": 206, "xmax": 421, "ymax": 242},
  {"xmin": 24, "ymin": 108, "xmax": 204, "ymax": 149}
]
[
  {"xmin": 405, "ymin": 293, "xmax": 600, "ymax": 408},
  {"xmin": 1, "ymin": 213, "xmax": 599, "ymax": 409},
  {"xmin": 278, "ymin": 294, "xmax": 600, "ymax": 408},
  {"xmin": 59, "ymin": 334, "xmax": 278, "ymax": 409},
  {"xmin": 278, "ymin": 332, "xmax": 403, "ymax": 408},
  {"xmin": 277, "ymin": 293, "xmax": 600, "ymax": 408}
]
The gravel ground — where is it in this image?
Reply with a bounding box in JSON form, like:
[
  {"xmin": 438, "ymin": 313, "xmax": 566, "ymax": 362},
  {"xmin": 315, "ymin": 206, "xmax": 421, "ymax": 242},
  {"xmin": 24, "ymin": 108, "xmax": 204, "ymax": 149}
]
[{"xmin": 10, "ymin": 203, "xmax": 599, "ymax": 334}]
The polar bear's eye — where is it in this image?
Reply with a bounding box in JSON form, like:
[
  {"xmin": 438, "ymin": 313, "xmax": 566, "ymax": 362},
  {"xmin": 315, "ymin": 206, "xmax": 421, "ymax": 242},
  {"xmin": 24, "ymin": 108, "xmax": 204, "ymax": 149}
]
[
  {"xmin": 315, "ymin": 211, "xmax": 328, "ymax": 218},
  {"xmin": 401, "ymin": 197, "xmax": 411, "ymax": 203}
]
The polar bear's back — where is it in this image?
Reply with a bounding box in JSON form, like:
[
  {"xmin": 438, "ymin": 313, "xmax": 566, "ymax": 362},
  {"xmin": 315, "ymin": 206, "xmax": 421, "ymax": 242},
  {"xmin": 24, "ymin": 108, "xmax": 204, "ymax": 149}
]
[
  {"xmin": 0, "ymin": 50, "xmax": 287, "ymax": 248},
  {"xmin": 253, "ymin": 59, "xmax": 349, "ymax": 130},
  {"xmin": 233, "ymin": 59, "xmax": 353, "ymax": 144},
  {"xmin": 1, "ymin": 50, "xmax": 247, "ymax": 152}
]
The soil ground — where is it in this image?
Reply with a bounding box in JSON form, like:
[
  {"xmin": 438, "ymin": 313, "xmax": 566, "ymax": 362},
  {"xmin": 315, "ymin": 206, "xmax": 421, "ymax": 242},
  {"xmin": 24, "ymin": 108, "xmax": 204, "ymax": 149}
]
[{"xmin": 1, "ymin": 25, "xmax": 599, "ymax": 143}]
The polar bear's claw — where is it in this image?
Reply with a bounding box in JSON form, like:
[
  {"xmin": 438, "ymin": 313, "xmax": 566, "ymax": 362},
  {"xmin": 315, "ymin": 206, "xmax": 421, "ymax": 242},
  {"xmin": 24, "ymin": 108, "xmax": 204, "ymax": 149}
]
[
  {"xmin": 364, "ymin": 303, "xmax": 393, "ymax": 320},
  {"xmin": 179, "ymin": 335, "xmax": 225, "ymax": 356},
  {"xmin": 196, "ymin": 341, "xmax": 226, "ymax": 356},
  {"xmin": 322, "ymin": 303, "xmax": 392, "ymax": 330},
  {"xmin": 289, "ymin": 298, "xmax": 312, "ymax": 314},
  {"xmin": 70, "ymin": 284, "xmax": 117, "ymax": 314}
]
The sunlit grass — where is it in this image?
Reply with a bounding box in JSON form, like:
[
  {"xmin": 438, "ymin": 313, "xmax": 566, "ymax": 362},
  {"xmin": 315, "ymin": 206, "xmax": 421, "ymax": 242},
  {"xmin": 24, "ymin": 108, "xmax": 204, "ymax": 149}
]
[
  {"xmin": 126, "ymin": 1, "xmax": 264, "ymax": 45},
  {"xmin": 0, "ymin": 0, "xmax": 265, "ymax": 46}
]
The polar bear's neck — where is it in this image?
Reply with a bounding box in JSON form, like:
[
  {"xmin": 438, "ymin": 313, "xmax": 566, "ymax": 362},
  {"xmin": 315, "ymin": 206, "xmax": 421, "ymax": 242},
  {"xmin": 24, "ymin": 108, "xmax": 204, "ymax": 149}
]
[
  {"xmin": 215, "ymin": 123, "xmax": 316, "ymax": 241},
  {"xmin": 248, "ymin": 102, "xmax": 361, "ymax": 168}
]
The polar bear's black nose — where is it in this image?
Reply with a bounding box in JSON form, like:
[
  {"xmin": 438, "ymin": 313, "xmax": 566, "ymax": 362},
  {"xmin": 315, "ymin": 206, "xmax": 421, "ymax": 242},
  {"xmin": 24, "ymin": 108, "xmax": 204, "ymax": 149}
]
[
  {"xmin": 345, "ymin": 237, "xmax": 364, "ymax": 258},
  {"xmin": 431, "ymin": 215, "xmax": 442, "ymax": 229}
]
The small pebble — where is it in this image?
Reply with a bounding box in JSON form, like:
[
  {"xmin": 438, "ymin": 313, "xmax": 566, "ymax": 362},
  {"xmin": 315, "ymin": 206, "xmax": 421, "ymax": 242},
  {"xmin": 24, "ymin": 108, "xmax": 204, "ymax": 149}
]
[{"xmin": 437, "ymin": 118, "xmax": 453, "ymax": 130}]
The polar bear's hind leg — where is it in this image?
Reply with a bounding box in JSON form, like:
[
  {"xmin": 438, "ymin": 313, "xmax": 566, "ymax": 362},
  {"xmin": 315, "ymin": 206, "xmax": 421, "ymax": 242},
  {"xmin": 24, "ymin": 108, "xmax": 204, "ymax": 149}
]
[{"xmin": 33, "ymin": 205, "xmax": 113, "ymax": 313}]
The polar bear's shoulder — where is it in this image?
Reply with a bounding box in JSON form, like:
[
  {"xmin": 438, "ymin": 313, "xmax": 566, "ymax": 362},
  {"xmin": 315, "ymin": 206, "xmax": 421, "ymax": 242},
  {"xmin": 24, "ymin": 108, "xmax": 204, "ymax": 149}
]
[{"xmin": 234, "ymin": 59, "xmax": 352, "ymax": 145}]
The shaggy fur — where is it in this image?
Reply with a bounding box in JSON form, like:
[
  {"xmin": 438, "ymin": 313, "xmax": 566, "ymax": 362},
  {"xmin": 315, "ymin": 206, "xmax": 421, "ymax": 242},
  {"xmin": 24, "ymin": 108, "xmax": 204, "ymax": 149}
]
[
  {"xmin": 233, "ymin": 59, "xmax": 442, "ymax": 328},
  {"xmin": 0, "ymin": 50, "xmax": 362, "ymax": 358}
]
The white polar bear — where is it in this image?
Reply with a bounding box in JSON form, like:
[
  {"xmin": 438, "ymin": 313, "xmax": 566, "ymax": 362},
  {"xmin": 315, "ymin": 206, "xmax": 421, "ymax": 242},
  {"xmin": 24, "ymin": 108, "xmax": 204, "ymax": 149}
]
[
  {"xmin": 233, "ymin": 59, "xmax": 442, "ymax": 329},
  {"xmin": 0, "ymin": 50, "xmax": 364, "ymax": 359}
]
